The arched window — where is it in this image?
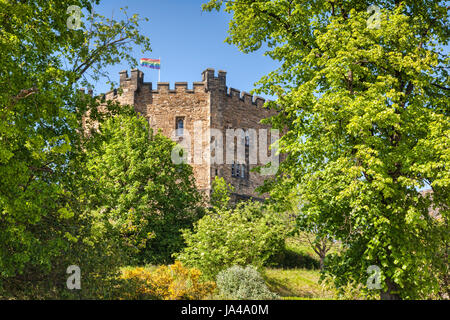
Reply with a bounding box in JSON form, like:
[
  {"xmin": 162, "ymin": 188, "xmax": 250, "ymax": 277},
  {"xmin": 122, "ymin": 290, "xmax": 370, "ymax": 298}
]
[{"xmin": 176, "ymin": 117, "xmax": 184, "ymax": 136}]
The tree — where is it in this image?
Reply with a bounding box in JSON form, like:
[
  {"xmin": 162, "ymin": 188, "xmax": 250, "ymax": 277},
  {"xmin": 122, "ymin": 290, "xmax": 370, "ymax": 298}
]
[
  {"xmin": 84, "ymin": 113, "xmax": 204, "ymax": 264},
  {"xmin": 301, "ymin": 232, "xmax": 334, "ymax": 271},
  {"xmin": 175, "ymin": 183, "xmax": 287, "ymax": 280},
  {"xmin": 0, "ymin": 0, "xmax": 151, "ymax": 297},
  {"xmin": 265, "ymin": 180, "xmax": 336, "ymax": 270},
  {"xmin": 204, "ymin": 0, "xmax": 449, "ymax": 299},
  {"xmin": 210, "ymin": 176, "xmax": 235, "ymax": 209}
]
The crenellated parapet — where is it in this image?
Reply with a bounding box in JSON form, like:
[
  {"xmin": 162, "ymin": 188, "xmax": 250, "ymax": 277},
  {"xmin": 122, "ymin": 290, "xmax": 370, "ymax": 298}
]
[
  {"xmin": 117, "ymin": 69, "xmax": 207, "ymax": 95},
  {"xmin": 226, "ymin": 87, "xmax": 265, "ymax": 108},
  {"xmin": 110, "ymin": 68, "xmax": 266, "ymax": 108},
  {"xmin": 97, "ymin": 68, "xmax": 270, "ymax": 120},
  {"xmin": 201, "ymin": 69, "xmax": 266, "ymax": 107},
  {"xmin": 148, "ymin": 81, "xmax": 206, "ymax": 94}
]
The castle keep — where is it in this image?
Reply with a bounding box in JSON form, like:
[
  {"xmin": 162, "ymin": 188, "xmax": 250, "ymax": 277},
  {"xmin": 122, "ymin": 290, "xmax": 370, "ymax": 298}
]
[{"xmin": 103, "ymin": 68, "xmax": 278, "ymax": 201}]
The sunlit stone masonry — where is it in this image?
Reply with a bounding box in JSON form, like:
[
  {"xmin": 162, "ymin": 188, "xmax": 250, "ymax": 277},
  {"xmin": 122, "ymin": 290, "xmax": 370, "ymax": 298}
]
[{"xmin": 102, "ymin": 68, "xmax": 280, "ymax": 202}]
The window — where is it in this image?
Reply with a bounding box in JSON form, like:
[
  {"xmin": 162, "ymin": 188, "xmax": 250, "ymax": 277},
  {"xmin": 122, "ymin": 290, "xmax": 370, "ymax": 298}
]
[
  {"xmin": 215, "ymin": 168, "xmax": 218, "ymax": 176},
  {"xmin": 232, "ymin": 162, "xmax": 247, "ymax": 179},
  {"xmin": 211, "ymin": 136, "xmax": 218, "ymax": 148},
  {"xmin": 176, "ymin": 117, "xmax": 184, "ymax": 136},
  {"xmin": 245, "ymin": 130, "xmax": 250, "ymax": 146}
]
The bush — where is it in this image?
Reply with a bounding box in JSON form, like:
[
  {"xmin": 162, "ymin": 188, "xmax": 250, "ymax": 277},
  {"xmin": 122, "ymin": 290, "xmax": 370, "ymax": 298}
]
[
  {"xmin": 120, "ymin": 262, "xmax": 216, "ymax": 300},
  {"xmin": 0, "ymin": 200, "xmax": 128, "ymax": 300},
  {"xmin": 210, "ymin": 176, "xmax": 234, "ymax": 210},
  {"xmin": 85, "ymin": 114, "xmax": 204, "ymax": 265},
  {"xmin": 216, "ymin": 265, "xmax": 279, "ymax": 300},
  {"xmin": 174, "ymin": 201, "xmax": 287, "ymax": 280},
  {"xmin": 271, "ymin": 248, "xmax": 320, "ymax": 270}
]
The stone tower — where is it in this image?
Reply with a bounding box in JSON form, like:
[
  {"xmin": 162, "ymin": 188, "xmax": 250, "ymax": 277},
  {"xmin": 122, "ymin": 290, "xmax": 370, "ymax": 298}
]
[{"xmin": 103, "ymin": 68, "xmax": 279, "ymax": 202}]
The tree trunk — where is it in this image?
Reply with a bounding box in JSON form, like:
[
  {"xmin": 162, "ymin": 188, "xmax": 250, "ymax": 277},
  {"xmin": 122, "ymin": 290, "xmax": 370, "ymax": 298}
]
[
  {"xmin": 319, "ymin": 254, "xmax": 325, "ymax": 270},
  {"xmin": 380, "ymin": 278, "xmax": 401, "ymax": 300}
]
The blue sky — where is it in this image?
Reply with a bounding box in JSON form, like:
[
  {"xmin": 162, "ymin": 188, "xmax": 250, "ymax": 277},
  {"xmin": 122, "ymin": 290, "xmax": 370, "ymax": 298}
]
[{"xmin": 91, "ymin": 0, "xmax": 280, "ymax": 99}]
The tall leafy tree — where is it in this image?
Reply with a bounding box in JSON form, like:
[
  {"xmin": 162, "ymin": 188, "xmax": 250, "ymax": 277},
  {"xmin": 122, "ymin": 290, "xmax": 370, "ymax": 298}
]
[
  {"xmin": 85, "ymin": 114, "xmax": 204, "ymax": 265},
  {"xmin": 204, "ymin": 0, "xmax": 449, "ymax": 299},
  {"xmin": 210, "ymin": 176, "xmax": 235, "ymax": 209},
  {"xmin": 0, "ymin": 0, "xmax": 150, "ymax": 297}
]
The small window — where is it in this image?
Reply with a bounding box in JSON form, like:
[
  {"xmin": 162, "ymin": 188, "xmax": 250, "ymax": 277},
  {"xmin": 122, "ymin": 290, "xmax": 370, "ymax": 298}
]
[
  {"xmin": 245, "ymin": 130, "xmax": 250, "ymax": 146},
  {"xmin": 211, "ymin": 136, "xmax": 218, "ymax": 148},
  {"xmin": 232, "ymin": 163, "xmax": 247, "ymax": 179},
  {"xmin": 215, "ymin": 168, "xmax": 218, "ymax": 176},
  {"xmin": 176, "ymin": 117, "xmax": 184, "ymax": 136}
]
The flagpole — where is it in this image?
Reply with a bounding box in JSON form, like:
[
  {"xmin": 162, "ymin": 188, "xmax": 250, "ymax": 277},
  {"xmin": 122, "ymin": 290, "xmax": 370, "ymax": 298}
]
[{"xmin": 158, "ymin": 57, "xmax": 161, "ymax": 82}]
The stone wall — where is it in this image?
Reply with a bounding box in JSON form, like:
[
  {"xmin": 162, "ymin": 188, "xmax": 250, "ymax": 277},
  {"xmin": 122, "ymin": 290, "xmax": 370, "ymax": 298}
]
[
  {"xmin": 206, "ymin": 69, "xmax": 277, "ymax": 200},
  {"xmin": 104, "ymin": 68, "xmax": 278, "ymax": 201}
]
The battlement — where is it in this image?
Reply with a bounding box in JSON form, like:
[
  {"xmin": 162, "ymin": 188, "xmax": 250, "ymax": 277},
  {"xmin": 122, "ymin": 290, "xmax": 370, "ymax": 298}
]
[
  {"xmin": 114, "ymin": 68, "xmax": 266, "ymax": 108},
  {"xmin": 118, "ymin": 69, "xmax": 207, "ymax": 95},
  {"xmin": 226, "ymin": 87, "xmax": 265, "ymax": 107},
  {"xmin": 149, "ymin": 81, "xmax": 206, "ymax": 94},
  {"xmin": 201, "ymin": 68, "xmax": 227, "ymax": 91}
]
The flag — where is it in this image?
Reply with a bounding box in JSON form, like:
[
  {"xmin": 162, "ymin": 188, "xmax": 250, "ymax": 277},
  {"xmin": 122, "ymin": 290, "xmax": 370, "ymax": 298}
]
[{"xmin": 140, "ymin": 58, "xmax": 161, "ymax": 70}]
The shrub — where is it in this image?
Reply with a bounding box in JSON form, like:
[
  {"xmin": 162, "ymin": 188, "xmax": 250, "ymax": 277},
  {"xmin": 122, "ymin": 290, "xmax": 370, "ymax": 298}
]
[
  {"xmin": 120, "ymin": 262, "xmax": 216, "ymax": 300},
  {"xmin": 271, "ymin": 248, "xmax": 320, "ymax": 270},
  {"xmin": 0, "ymin": 200, "xmax": 128, "ymax": 300},
  {"xmin": 216, "ymin": 265, "xmax": 279, "ymax": 300},
  {"xmin": 174, "ymin": 201, "xmax": 287, "ymax": 280},
  {"xmin": 210, "ymin": 177, "xmax": 234, "ymax": 210},
  {"xmin": 85, "ymin": 114, "xmax": 204, "ymax": 265}
]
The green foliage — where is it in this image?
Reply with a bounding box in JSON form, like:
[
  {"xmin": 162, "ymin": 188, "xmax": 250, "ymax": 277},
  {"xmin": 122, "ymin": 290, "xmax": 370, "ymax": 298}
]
[
  {"xmin": 175, "ymin": 200, "xmax": 287, "ymax": 280},
  {"xmin": 216, "ymin": 265, "xmax": 279, "ymax": 300},
  {"xmin": 204, "ymin": 0, "xmax": 449, "ymax": 299},
  {"xmin": 210, "ymin": 176, "xmax": 235, "ymax": 209},
  {"xmin": 271, "ymin": 238, "xmax": 321, "ymax": 270},
  {"xmin": 0, "ymin": 0, "xmax": 151, "ymax": 298},
  {"xmin": 272, "ymin": 248, "xmax": 319, "ymax": 270},
  {"xmin": 84, "ymin": 114, "xmax": 204, "ymax": 265}
]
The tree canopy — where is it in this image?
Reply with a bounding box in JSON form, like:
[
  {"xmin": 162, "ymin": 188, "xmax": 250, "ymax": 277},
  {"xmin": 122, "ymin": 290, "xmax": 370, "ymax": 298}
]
[
  {"xmin": 204, "ymin": 0, "xmax": 449, "ymax": 299},
  {"xmin": 0, "ymin": 0, "xmax": 151, "ymax": 298},
  {"xmin": 85, "ymin": 114, "xmax": 204, "ymax": 264}
]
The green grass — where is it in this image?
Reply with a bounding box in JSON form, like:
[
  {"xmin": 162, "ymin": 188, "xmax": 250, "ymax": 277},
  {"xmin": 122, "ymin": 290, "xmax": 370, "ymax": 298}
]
[
  {"xmin": 264, "ymin": 268, "xmax": 335, "ymax": 300},
  {"xmin": 271, "ymin": 235, "xmax": 322, "ymax": 270},
  {"xmin": 286, "ymin": 237, "xmax": 317, "ymax": 257},
  {"xmin": 262, "ymin": 235, "xmax": 341, "ymax": 300}
]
